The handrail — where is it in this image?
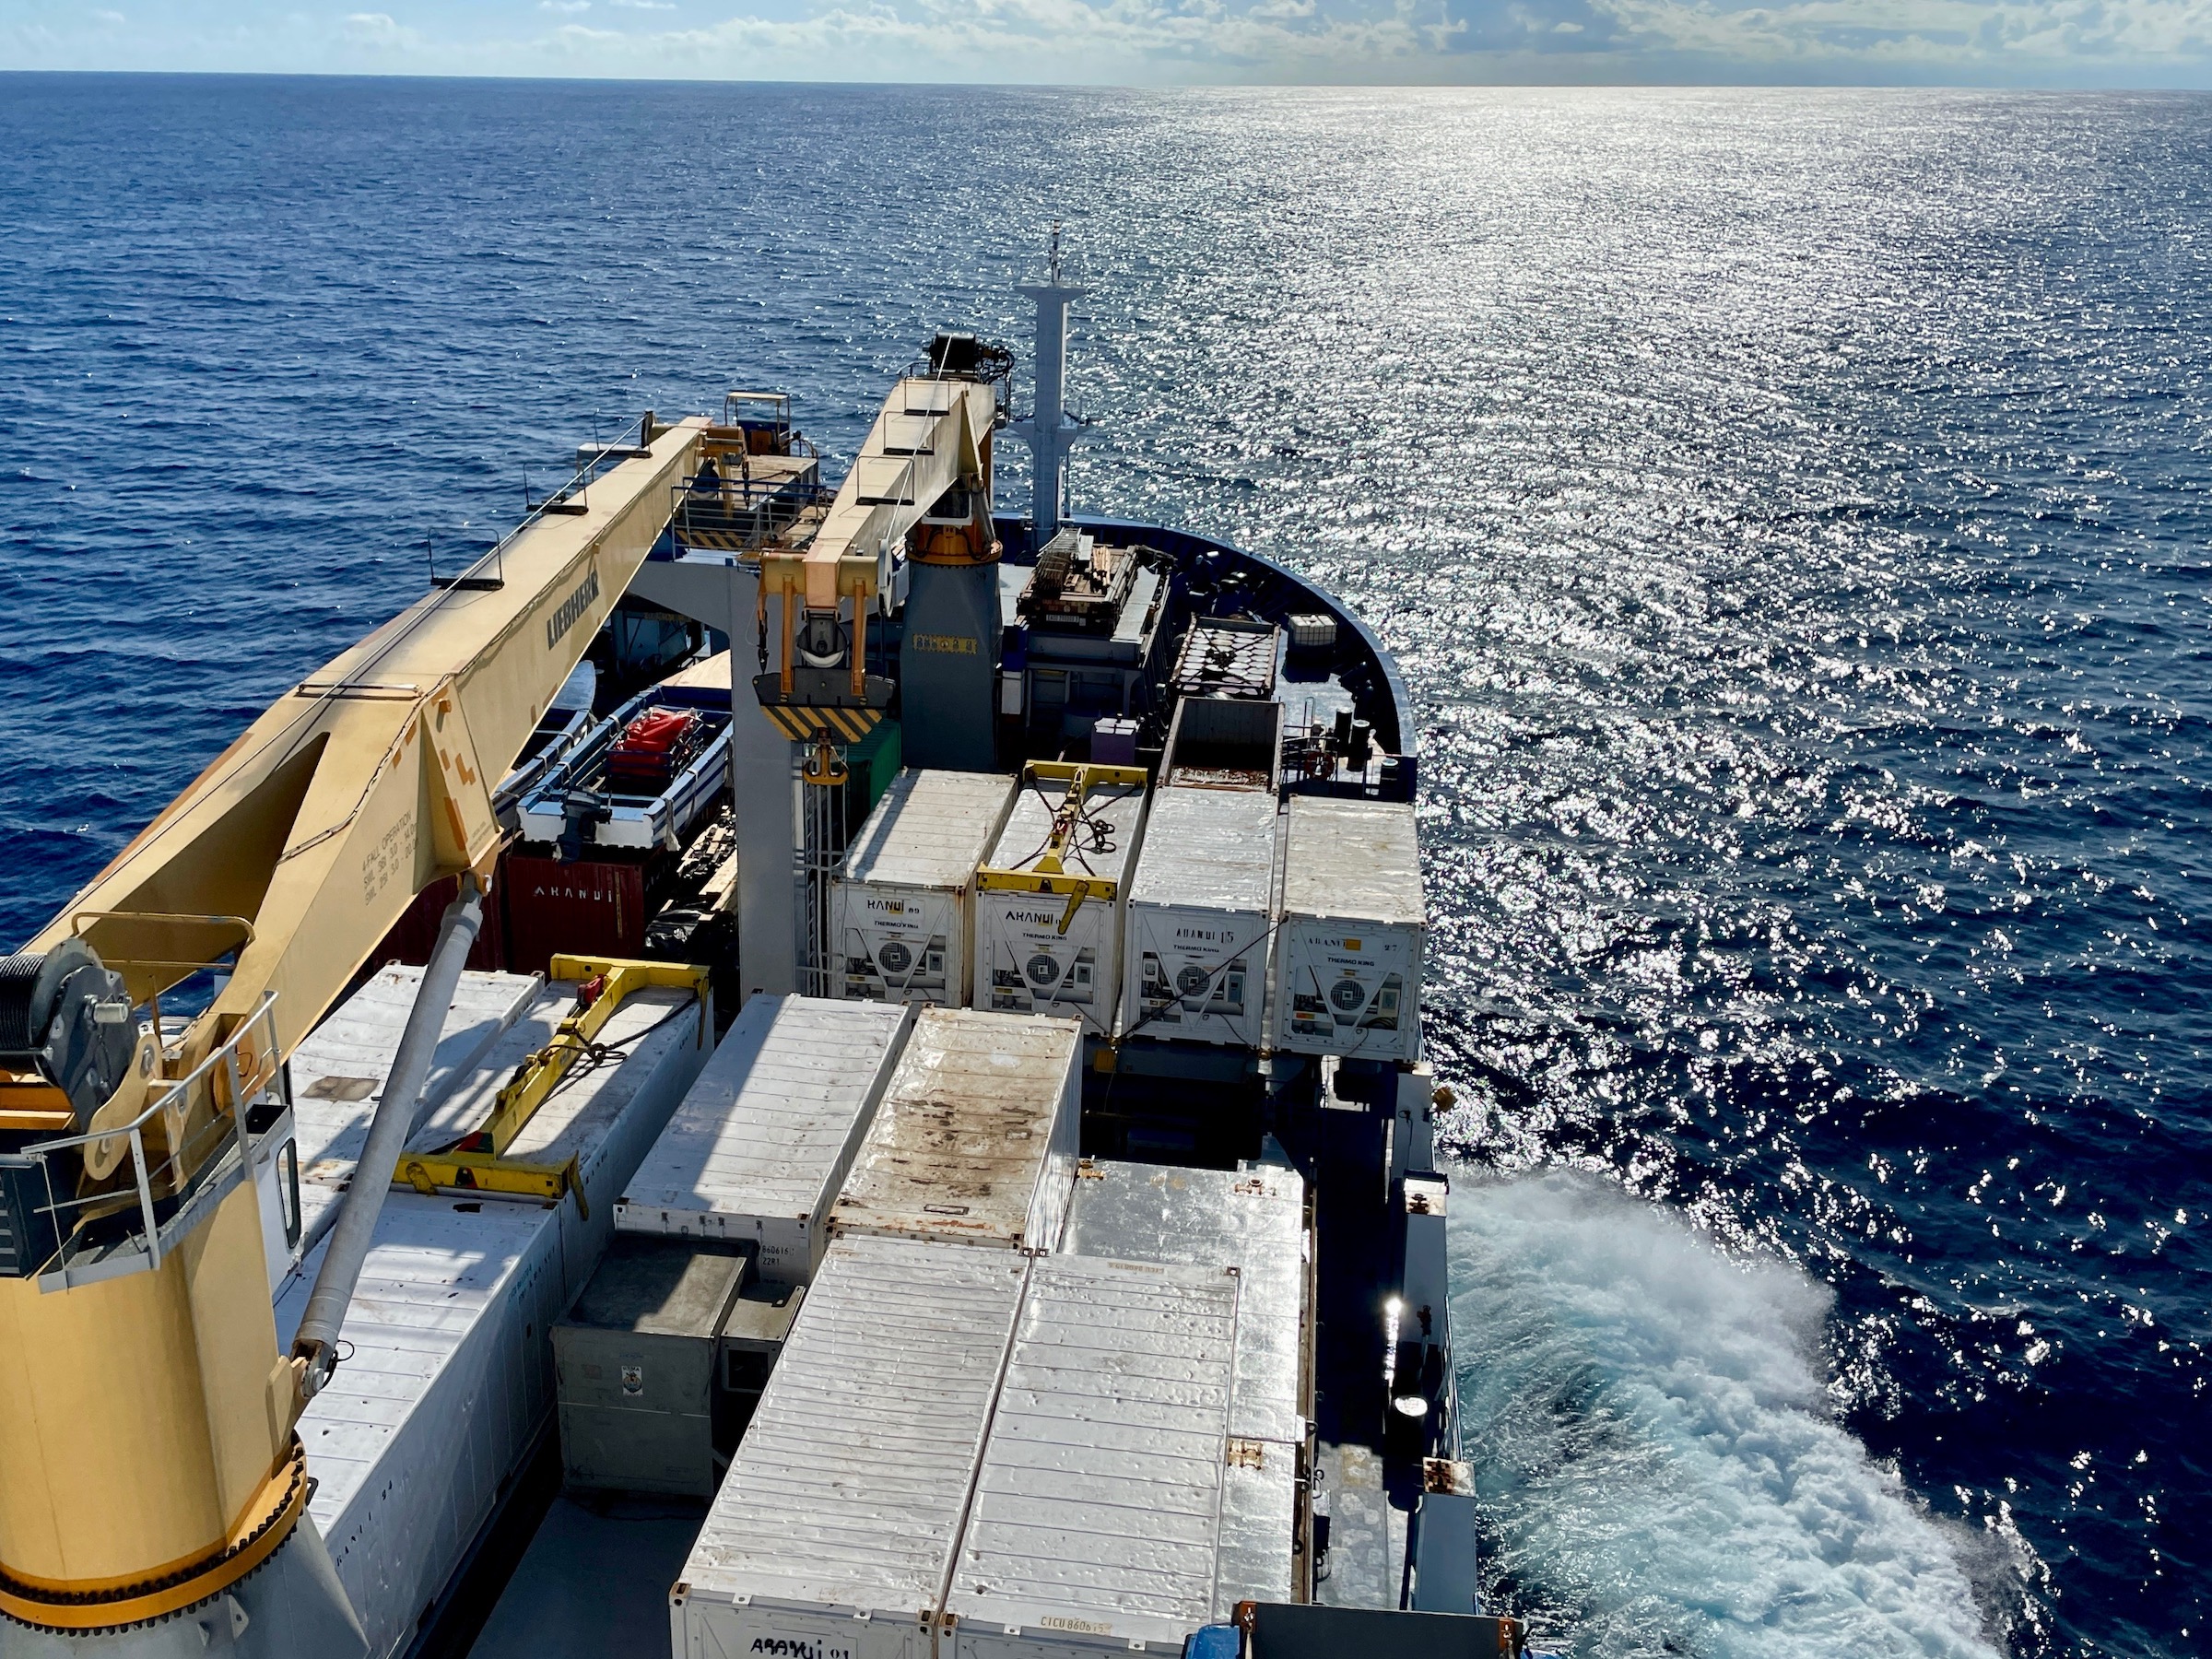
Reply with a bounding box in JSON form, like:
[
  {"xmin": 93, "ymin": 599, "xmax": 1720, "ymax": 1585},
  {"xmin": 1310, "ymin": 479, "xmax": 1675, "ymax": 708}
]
[{"xmin": 19, "ymin": 994, "xmax": 281, "ymax": 1282}]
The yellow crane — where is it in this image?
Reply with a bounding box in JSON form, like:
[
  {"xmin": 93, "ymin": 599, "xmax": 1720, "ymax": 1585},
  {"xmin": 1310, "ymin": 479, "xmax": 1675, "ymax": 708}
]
[
  {"xmin": 753, "ymin": 371, "xmax": 999, "ymax": 737},
  {"xmin": 0, "ymin": 420, "xmax": 700, "ymax": 1644},
  {"xmin": 0, "ymin": 359, "xmax": 1013, "ymax": 1652}
]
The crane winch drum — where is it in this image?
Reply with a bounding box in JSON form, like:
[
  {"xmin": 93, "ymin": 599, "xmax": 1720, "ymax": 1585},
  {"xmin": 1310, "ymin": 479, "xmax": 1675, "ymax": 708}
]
[{"xmin": 0, "ymin": 940, "xmax": 141, "ymax": 1129}]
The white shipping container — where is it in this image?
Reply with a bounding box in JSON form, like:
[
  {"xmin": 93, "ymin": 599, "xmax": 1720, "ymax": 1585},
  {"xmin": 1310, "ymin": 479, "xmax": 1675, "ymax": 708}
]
[
  {"xmin": 973, "ymin": 775, "xmax": 1148, "ymax": 1039},
  {"xmin": 615, "ymin": 995, "xmax": 913, "ymax": 1282},
  {"xmin": 832, "ymin": 770, "xmax": 1018, "ymax": 1006},
  {"xmin": 830, "ymin": 1009, "xmax": 1081, "ymax": 1253},
  {"xmin": 411, "ymin": 978, "xmax": 713, "ymax": 1307},
  {"xmin": 276, "ymin": 977, "xmax": 703, "ymax": 1659},
  {"xmin": 1118, "ymin": 788, "xmax": 1280, "ymax": 1049},
  {"xmin": 1061, "ymin": 1159, "xmax": 1308, "ymax": 1448},
  {"xmin": 671, "ymin": 1237, "xmax": 1030, "ymax": 1659},
  {"xmin": 946, "ymin": 1254, "xmax": 1268, "ymax": 1659},
  {"xmin": 1274, "ymin": 796, "xmax": 1425, "ymax": 1064},
  {"xmin": 1215, "ymin": 1451, "xmax": 1300, "ymax": 1619},
  {"xmin": 281, "ymin": 1195, "xmax": 564, "ymax": 1659},
  {"xmin": 288, "ymin": 966, "xmax": 543, "ymax": 1246}
]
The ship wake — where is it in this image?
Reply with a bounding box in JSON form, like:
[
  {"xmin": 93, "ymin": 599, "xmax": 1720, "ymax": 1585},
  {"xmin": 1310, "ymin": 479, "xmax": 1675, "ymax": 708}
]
[{"xmin": 1448, "ymin": 1169, "xmax": 2001, "ymax": 1659}]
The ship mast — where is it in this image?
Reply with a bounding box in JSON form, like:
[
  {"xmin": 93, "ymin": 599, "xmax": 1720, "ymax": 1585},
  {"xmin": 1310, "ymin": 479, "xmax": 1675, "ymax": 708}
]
[{"xmin": 1012, "ymin": 224, "xmax": 1088, "ymax": 541}]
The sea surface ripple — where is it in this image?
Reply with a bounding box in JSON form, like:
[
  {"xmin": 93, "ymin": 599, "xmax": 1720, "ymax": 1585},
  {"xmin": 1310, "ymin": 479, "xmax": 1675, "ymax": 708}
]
[{"xmin": 1, "ymin": 76, "xmax": 2205, "ymax": 1659}]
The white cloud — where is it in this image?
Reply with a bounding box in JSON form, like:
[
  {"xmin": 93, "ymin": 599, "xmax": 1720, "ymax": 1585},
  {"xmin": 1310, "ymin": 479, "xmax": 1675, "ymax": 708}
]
[
  {"xmin": 623, "ymin": 0, "xmax": 1470, "ymax": 76},
  {"xmin": 341, "ymin": 11, "xmax": 406, "ymax": 43},
  {"xmin": 4, "ymin": 0, "xmax": 2205, "ymax": 80},
  {"xmin": 1592, "ymin": 0, "xmax": 2212, "ymax": 64}
]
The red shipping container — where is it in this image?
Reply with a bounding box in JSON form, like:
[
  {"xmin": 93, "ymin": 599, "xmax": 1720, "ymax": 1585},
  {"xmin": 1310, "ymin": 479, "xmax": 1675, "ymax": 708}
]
[
  {"xmin": 500, "ymin": 853, "xmax": 646, "ymax": 975},
  {"xmin": 370, "ymin": 871, "xmax": 508, "ymax": 973}
]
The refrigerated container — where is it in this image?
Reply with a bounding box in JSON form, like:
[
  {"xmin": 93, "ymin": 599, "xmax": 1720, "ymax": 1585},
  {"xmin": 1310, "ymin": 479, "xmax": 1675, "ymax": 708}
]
[
  {"xmin": 1118, "ymin": 786, "xmax": 1280, "ymax": 1049},
  {"xmin": 944, "ymin": 1253, "xmax": 1295, "ymax": 1659},
  {"xmin": 972, "ymin": 767, "xmax": 1147, "ymax": 1039},
  {"xmin": 275, "ymin": 972, "xmax": 704, "ymax": 1659},
  {"xmin": 1061, "ymin": 1158, "xmax": 1309, "ymax": 1449},
  {"xmin": 830, "ymin": 769, "xmax": 1018, "ymax": 1006},
  {"xmin": 669, "ymin": 1236, "xmax": 1029, "ymax": 1659},
  {"xmin": 830, "ymin": 1008, "xmax": 1080, "ymax": 1254},
  {"xmin": 1273, "ymin": 796, "xmax": 1424, "ymax": 1064},
  {"xmin": 614, "ymin": 995, "xmax": 912, "ymax": 1283}
]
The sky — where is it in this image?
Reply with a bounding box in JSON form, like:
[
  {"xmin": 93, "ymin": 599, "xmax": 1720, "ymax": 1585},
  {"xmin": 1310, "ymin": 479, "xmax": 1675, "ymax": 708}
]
[{"xmin": 3, "ymin": 0, "xmax": 2210, "ymax": 85}]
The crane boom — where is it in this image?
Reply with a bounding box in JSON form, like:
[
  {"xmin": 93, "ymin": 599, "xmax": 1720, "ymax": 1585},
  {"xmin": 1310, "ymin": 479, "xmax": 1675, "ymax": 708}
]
[
  {"xmin": 755, "ymin": 375, "xmax": 998, "ymax": 708},
  {"xmin": 0, "ymin": 418, "xmax": 702, "ymax": 1642},
  {"xmin": 29, "ymin": 419, "xmax": 702, "ymax": 1078}
]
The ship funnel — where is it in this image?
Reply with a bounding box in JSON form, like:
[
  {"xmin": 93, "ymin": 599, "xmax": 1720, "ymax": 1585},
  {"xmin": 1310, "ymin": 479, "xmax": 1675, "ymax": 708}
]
[{"xmin": 1013, "ymin": 224, "xmax": 1088, "ymax": 542}]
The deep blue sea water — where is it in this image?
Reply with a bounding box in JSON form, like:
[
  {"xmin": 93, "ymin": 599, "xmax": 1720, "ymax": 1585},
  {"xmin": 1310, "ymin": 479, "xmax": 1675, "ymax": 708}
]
[{"xmin": 2, "ymin": 75, "xmax": 2206, "ymax": 1659}]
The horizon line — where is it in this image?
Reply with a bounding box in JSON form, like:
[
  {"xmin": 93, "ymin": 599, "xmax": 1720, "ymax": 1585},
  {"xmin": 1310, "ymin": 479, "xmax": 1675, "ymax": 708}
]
[{"xmin": 6, "ymin": 67, "xmax": 2211, "ymax": 91}]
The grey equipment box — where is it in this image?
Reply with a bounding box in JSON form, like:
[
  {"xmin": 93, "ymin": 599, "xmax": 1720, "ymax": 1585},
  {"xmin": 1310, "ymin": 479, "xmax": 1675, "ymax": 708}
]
[
  {"xmin": 716, "ymin": 1277, "xmax": 806, "ymax": 1437},
  {"xmin": 554, "ymin": 1235, "xmax": 747, "ymax": 1499},
  {"xmin": 1163, "ymin": 693, "xmax": 1284, "ymax": 791}
]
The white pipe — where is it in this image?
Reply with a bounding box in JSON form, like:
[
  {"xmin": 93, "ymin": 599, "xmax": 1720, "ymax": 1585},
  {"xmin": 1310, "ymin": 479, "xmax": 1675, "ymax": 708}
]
[{"xmin": 290, "ymin": 874, "xmax": 485, "ymax": 1394}]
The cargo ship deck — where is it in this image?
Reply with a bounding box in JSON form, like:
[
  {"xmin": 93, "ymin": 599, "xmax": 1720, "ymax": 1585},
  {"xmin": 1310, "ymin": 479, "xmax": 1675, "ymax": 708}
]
[{"xmin": 0, "ymin": 258, "xmax": 1518, "ymax": 1659}]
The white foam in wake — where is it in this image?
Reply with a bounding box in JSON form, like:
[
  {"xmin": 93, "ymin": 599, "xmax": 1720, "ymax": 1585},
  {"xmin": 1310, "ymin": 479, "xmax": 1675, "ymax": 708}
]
[{"xmin": 1449, "ymin": 1169, "xmax": 1998, "ymax": 1659}]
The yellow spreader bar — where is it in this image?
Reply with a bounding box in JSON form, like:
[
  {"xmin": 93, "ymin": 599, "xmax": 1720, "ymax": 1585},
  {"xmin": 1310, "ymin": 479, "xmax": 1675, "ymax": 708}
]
[
  {"xmin": 972, "ymin": 761, "xmax": 1149, "ymax": 933},
  {"xmin": 395, "ymin": 1150, "xmax": 590, "ymax": 1218},
  {"xmin": 457, "ymin": 954, "xmax": 710, "ymax": 1159}
]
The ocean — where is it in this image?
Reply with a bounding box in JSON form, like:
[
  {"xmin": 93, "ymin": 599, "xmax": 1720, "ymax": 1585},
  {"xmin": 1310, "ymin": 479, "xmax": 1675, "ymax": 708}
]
[{"xmin": 1, "ymin": 74, "xmax": 2203, "ymax": 1659}]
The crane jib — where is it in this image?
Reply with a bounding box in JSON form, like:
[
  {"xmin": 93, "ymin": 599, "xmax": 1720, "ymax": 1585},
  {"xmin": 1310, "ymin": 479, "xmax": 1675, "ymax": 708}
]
[{"xmin": 546, "ymin": 567, "xmax": 602, "ymax": 651}]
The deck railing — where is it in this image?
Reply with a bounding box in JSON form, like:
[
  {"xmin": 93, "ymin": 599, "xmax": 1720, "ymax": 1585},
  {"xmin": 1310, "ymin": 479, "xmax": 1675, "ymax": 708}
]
[{"xmin": 11, "ymin": 994, "xmax": 284, "ymax": 1289}]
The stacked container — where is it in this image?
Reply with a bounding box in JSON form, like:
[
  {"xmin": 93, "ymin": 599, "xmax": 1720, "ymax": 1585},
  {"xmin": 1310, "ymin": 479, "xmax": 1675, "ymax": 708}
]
[
  {"xmin": 614, "ymin": 995, "xmax": 912, "ymax": 1283},
  {"xmin": 944, "ymin": 1254, "xmax": 1249, "ymax": 1659},
  {"xmin": 1118, "ymin": 786, "xmax": 1281, "ymax": 1049},
  {"xmin": 1061, "ymin": 1159, "xmax": 1311, "ymax": 1619},
  {"xmin": 1061, "ymin": 1159, "xmax": 1310, "ymax": 1452},
  {"xmin": 830, "ymin": 1008, "xmax": 1081, "ymax": 1255},
  {"xmin": 830, "ymin": 769, "xmax": 1018, "ymax": 1006},
  {"xmin": 276, "ymin": 970, "xmax": 710, "ymax": 1659},
  {"xmin": 672, "ymin": 1230, "xmax": 1302, "ymax": 1659},
  {"xmin": 1274, "ymin": 796, "xmax": 1425, "ymax": 1063},
  {"xmin": 972, "ymin": 769, "xmax": 1148, "ymax": 1039},
  {"xmin": 672, "ymin": 1236, "xmax": 1030, "ymax": 1659}
]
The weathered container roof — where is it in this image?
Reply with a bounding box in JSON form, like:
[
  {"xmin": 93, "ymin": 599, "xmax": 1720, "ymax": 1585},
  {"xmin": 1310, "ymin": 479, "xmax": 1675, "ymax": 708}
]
[
  {"xmin": 1129, "ymin": 786, "xmax": 1280, "ymax": 914},
  {"xmin": 987, "ymin": 777, "xmax": 1146, "ymax": 884},
  {"xmin": 679, "ymin": 1236, "xmax": 1029, "ymax": 1618},
  {"xmin": 830, "ymin": 1009, "xmax": 1079, "ymax": 1251},
  {"xmin": 618, "ymin": 994, "xmax": 909, "ymax": 1230},
  {"xmin": 1062, "ymin": 1159, "xmax": 1307, "ymax": 1447},
  {"xmin": 947, "ymin": 1253, "xmax": 1242, "ymax": 1648},
  {"xmin": 839, "ymin": 768, "xmax": 1018, "ymax": 891},
  {"xmin": 288, "ymin": 967, "xmax": 540, "ymax": 1212},
  {"xmin": 1280, "ymin": 796, "xmax": 1423, "ymax": 925}
]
